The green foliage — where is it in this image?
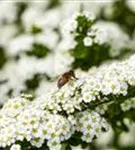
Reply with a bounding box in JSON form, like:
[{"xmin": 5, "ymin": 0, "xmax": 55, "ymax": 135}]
[
  {"xmin": 26, "ymin": 75, "xmax": 40, "ymax": 90},
  {"xmin": 70, "ymin": 14, "xmax": 111, "ymax": 70},
  {"xmin": 76, "ymin": 14, "xmax": 93, "ymax": 35},
  {"xmin": 31, "ymin": 25, "xmax": 42, "ymax": 35},
  {"xmin": 26, "ymin": 43, "xmax": 50, "ymax": 58},
  {"xmin": 0, "ymin": 47, "xmax": 7, "ymax": 69},
  {"xmin": 47, "ymin": 0, "xmax": 61, "ymax": 9},
  {"xmin": 16, "ymin": 2, "xmax": 27, "ymax": 24},
  {"xmin": 15, "ymin": 2, "xmax": 27, "ymax": 34},
  {"xmin": 68, "ymin": 132, "xmax": 82, "ymax": 147},
  {"xmin": 61, "ymin": 143, "xmax": 72, "ymax": 150},
  {"xmin": 25, "ymin": 73, "xmax": 51, "ymax": 92},
  {"xmin": 71, "ymin": 43, "xmax": 110, "ymax": 70},
  {"xmin": 16, "ymin": 140, "xmax": 31, "ymax": 150}
]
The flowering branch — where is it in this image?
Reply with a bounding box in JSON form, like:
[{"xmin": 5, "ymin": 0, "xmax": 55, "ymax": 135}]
[
  {"xmin": 61, "ymin": 11, "xmax": 132, "ymax": 70},
  {"xmin": 0, "ymin": 54, "xmax": 135, "ymax": 150}
]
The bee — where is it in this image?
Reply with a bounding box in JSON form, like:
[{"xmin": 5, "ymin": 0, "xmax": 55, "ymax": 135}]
[{"xmin": 57, "ymin": 70, "xmax": 78, "ymax": 89}]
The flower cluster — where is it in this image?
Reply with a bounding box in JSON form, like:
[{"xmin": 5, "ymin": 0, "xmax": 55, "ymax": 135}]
[
  {"xmin": 0, "ymin": 1, "xmax": 133, "ymax": 106},
  {"xmin": 0, "ymin": 94, "xmax": 108, "ymax": 150},
  {"xmin": 0, "ymin": 96, "xmax": 72, "ymax": 149},
  {"xmin": 61, "ymin": 11, "xmax": 95, "ymax": 36},
  {"xmin": 1, "ymin": 52, "xmax": 135, "ymax": 150},
  {"xmin": 95, "ymin": 102, "xmax": 109, "ymax": 115},
  {"xmin": 61, "ymin": 11, "xmax": 131, "ymax": 55},
  {"xmin": 76, "ymin": 110, "xmax": 108, "ymax": 143},
  {"xmin": 121, "ymin": 97, "xmax": 135, "ymax": 112},
  {"xmin": 10, "ymin": 144, "xmax": 21, "ymax": 150},
  {"xmin": 0, "ymin": 54, "xmax": 55, "ymax": 105},
  {"xmin": 102, "ymin": 0, "xmax": 135, "ymax": 36},
  {"xmin": 60, "ymin": 10, "xmax": 132, "ymax": 70},
  {"xmin": 38, "ymin": 54, "xmax": 135, "ymax": 116},
  {"xmin": 92, "ymin": 21, "xmax": 131, "ymax": 57},
  {"xmin": 0, "ymin": 1, "xmax": 135, "ymax": 150}
]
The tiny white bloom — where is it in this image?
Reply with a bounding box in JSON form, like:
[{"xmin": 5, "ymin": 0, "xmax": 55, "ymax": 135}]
[
  {"xmin": 10, "ymin": 144, "xmax": 21, "ymax": 150},
  {"xmin": 83, "ymin": 37, "xmax": 93, "ymax": 47}
]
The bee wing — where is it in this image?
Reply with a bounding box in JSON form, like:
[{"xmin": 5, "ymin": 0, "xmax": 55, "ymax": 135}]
[{"xmin": 57, "ymin": 77, "xmax": 67, "ymax": 89}]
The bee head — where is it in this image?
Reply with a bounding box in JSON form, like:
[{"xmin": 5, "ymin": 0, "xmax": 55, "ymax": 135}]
[{"xmin": 69, "ymin": 70, "xmax": 78, "ymax": 79}]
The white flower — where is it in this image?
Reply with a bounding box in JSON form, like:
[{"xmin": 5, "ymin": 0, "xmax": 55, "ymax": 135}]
[
  {"xmin": 10, "ymin": 144, "xmax": 21, "ymax": 150},
  {"xmin": 83, "ymin": 37, "xmax": 93, "ymax": 46},
  {"xmin": 61, "ymin": 18, "xmax": 78, "ymax": 35},
  {"xmin": 92, "ymin": 21, "xmax": 130, "ymax": 57},
  {"xmin": 76, "ymin": 110, "xmax": 108, "ymax": 143},
  {"xmin": 0, "ymin": 2, "xmax": 17, "ymax": 24},
  {"xmin": 121, "ymin": 98, "xmax": 135, "ymax": 112},
  {"xmin": 94, "ymin": 28, "xmax": 108, "ymax": 45},
  {"xmin": 82, "ymin": 11, "xmax": 95, "ymax": 21},
  {"xmin": 125, "ymin": 0, "xmax": 135, "ymax": 12},
  {"xmin": 96, "ymin": 103, "xmax": 108, "ymax": 115}
]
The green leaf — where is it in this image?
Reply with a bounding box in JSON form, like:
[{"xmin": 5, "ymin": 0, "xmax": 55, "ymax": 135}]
[
  {"xmin": 26, "ymin": 43, "xmax": 50, "ymax": 58},
  {"xmin": 61, "ymin": 143, "xmax": 72, "ymax": 150}
]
